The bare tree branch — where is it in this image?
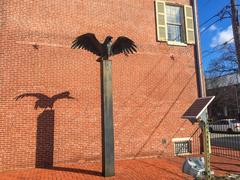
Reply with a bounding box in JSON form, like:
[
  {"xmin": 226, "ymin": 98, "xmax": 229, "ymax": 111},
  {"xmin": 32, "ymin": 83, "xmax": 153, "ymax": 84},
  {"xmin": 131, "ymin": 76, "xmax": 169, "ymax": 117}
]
[{"xmin": 205, "ymin": 44, "xmax": 237, "ymax": 78}]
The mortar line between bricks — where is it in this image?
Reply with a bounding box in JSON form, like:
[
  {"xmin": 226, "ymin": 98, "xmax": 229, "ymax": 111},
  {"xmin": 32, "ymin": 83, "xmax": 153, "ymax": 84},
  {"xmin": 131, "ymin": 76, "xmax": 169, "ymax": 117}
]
[{"xmin": 15, "ymin": 41, "xmax": 187, "ymax": 56}]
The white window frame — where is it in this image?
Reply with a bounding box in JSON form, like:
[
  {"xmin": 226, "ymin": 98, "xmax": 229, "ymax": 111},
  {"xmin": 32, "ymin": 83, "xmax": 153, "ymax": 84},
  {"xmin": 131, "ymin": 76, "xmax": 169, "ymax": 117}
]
[
  {"xmin": 172, "ymin": 137, "xmax": 192, "ymax": 156},
  {"xmin": 155, "ymin": 1, "xmax": 195, "ymax": 46}
]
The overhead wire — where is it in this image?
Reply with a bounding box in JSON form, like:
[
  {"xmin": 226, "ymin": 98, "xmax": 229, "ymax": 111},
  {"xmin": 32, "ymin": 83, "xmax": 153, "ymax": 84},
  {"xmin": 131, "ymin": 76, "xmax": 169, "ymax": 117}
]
[
  {"xmin": 202, "ymin": 37, "xmax": 234, "ymax": 58},
  {"xmin": 200, "ymin": 3, "xmax": 240, "ymax": 34}
]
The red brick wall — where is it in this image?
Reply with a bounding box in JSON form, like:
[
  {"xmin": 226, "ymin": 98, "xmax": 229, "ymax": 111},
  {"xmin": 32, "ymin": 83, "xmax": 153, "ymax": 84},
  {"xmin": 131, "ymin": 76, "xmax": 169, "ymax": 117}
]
[{"xmin": 0, "ymin": 0, "xmax": 199, "ymax": 171}]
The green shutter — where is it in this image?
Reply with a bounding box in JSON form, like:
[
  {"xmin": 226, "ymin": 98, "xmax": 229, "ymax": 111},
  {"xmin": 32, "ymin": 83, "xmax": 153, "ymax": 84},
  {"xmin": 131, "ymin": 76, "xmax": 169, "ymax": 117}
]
[
  {"xmin": 184, "ymin": 5, "xmax": 195, "ymax": 44},
  {"xmin": 155, "ymin": 1, "xmax": 167, "ymax": 41}
]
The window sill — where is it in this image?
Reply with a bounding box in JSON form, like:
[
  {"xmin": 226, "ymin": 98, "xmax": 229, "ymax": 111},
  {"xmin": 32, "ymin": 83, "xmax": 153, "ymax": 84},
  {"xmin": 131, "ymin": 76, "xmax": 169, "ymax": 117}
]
[
  {"xmin": 167, "ymin": 41, "xmax": 187, "ymax": 47},
  {"xmin": 174, "ymin": 152, "xmax": 192, "ymax": 156},
  {"xmin": 172, "ymin": 137, "xmax": 192, "ymax": 142}
]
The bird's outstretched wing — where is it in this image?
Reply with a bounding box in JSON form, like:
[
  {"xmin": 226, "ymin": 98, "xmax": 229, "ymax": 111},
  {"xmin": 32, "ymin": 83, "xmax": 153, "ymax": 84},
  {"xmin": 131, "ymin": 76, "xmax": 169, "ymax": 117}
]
[
  {"xmin": 15, "ymin": 93, "xmax": 49, "ymax": 101},
  {"xmin": 71, "ymin": 33, "xmax": 103, "ymax": 56},
  {"xmin": 111, "ymin": 36, "xmax": 137, "ymax": 56},
  {"xmin": 51, "ymin": 91, "xmax": 74, "ymax": 103}
]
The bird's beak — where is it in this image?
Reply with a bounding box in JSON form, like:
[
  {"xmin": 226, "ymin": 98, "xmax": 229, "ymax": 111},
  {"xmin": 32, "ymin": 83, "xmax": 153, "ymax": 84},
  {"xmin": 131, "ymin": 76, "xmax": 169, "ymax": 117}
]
[{"xmin": 68, "ymin": 96, "xmax": 75, "ymax": 99}]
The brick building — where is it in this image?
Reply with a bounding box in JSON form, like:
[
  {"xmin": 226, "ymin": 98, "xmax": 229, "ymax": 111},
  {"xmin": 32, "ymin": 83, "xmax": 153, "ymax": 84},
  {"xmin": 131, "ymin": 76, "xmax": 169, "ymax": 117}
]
[{"xmin": 0, "ymin": 0, "xmax": 201, "ymax": 172}]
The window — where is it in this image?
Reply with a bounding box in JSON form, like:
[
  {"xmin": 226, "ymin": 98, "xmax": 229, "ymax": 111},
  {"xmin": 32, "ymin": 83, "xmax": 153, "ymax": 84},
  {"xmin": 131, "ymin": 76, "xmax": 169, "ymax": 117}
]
[
  {"xmin": 231, "ymin": 119, "xmax": 240, "ymax": 124},
  {"xmin": 174, "ymin": 141, "xmax": 192, "ymax": 155},
  {"xmin": 216, "ymin": 120, "xmax": 229, "ymax": 125},
  {"xmin": 172, "ymin": 138, "xmax": 192, "ymax": 156},
  {"xmin": 155, "ymin": 1, "xmax": 195, "ymax": 45},
  {"xmin": 166, "ymin": 5, "xmax": 184, "ymax": 43},
  {"xmin": 220, "ymin": 121, "xmax": 229, "ymax": 125}
]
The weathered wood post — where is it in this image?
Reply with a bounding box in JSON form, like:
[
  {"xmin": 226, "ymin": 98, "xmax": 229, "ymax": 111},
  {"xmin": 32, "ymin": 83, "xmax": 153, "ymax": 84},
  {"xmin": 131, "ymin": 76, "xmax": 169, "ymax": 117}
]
[{"xmin": 100, "ymin": 59, "xmax": 115, "ymax": 177}]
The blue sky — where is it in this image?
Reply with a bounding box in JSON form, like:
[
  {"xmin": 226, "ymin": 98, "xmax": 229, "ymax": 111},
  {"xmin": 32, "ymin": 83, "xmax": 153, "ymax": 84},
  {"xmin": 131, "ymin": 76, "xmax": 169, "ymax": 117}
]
[{"xmin": 198, "ymin": 0, "xmax": 236, "ymax": 73}]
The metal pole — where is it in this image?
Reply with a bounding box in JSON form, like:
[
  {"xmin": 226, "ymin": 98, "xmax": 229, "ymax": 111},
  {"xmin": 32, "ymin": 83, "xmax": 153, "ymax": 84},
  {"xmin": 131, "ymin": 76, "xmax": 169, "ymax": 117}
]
[
  {"xmin": 235, "ymin": 85, "xmax": 239, "ymax": 115},
  {"xmin": 231, "ymin": 0, "xmax": 240, "ymax": 72},
  {"xmin": 234, "ymin": 72, "xmax": 240, "ymax": 118},
  {"xmin": 192, "ymin": 1, "xmax": 207, "ymax": 167},
  {"xmin": 100, "ymin": 59, "xmax": 115, "ymax": 177},
  {"xmin": 203, "ymin": 121, "xmax": 212, "ymax": 180},
  {"xmin": 192, "ymin": 0, "xmax": 206, "ymax": 97},
  {"xmin": 200, "ymin": 111, "xmax": 212, "ymax": 180}
]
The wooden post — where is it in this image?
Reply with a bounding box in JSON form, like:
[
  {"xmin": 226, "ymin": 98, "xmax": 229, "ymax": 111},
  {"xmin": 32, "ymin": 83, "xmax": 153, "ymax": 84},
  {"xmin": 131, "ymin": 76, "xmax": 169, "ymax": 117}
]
[{"xmin": 100, "ymin": 59, "xmax": 115, "ymax": 177}]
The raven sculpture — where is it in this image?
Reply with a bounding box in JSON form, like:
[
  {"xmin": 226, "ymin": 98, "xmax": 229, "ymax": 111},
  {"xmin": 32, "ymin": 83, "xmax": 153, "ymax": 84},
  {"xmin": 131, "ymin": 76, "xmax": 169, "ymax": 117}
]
[
  {"xmin": 71, "ymin": 33, "xmax": 137, "ymax": 61},
  {"xmin": 15, "ymin": 91, "xmax": 74, "ymax": 110}
]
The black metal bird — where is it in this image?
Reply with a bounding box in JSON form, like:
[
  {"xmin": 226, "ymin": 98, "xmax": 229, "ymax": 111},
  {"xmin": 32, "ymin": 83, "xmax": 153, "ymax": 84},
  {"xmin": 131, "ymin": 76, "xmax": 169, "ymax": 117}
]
[
  {"xmin": 71, "ymin": 33, "xmax": 137, "ymax": 62},
  {"xmin": 15, "ymin": 91, "xmax": 74, "ymax": 110}
]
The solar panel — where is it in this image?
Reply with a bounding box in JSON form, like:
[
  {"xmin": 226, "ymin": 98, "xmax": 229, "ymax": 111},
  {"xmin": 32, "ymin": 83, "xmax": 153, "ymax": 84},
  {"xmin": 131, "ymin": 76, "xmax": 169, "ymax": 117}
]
[{"xmin": 182, "ymin": 96, "xmax": 215, "ymax": 120}]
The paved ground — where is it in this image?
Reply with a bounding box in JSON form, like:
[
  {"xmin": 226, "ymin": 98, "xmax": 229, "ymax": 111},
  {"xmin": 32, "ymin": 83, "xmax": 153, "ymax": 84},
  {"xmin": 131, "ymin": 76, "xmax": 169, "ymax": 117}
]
[
  {"xmin": 211, "ymin": 155, "xmax": 240, "ymax": 176},
  {"xmin": 0, "ymin": 158, "xmax": 192, "ymax": 180},
  {"xmin": 0, "ymin": 156, "xmax": 239, "ymax": 180},
  {"xmin": 171, "ymin": 155, "xmax": 240, "ymax": 177}
]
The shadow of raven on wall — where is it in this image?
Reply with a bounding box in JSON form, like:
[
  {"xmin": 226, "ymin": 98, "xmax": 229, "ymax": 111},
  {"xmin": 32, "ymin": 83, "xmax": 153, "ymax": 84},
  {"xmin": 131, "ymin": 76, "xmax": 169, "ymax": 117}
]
[
  {"xmin": 15, "ymin": 91, "xmax": 74, "ymax": 110},
  {"xmin": 14, "ymin": 91, "xmax": 74, "ymax": 168}
]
